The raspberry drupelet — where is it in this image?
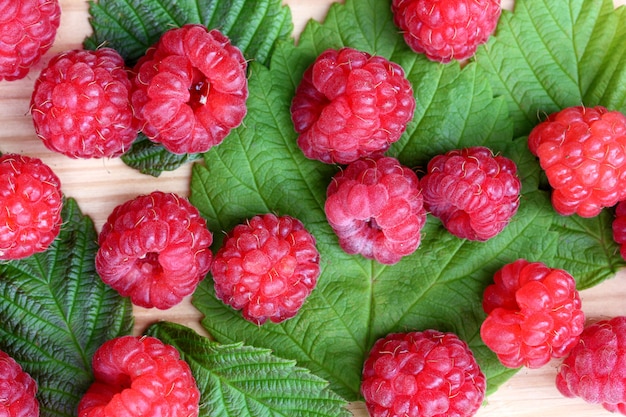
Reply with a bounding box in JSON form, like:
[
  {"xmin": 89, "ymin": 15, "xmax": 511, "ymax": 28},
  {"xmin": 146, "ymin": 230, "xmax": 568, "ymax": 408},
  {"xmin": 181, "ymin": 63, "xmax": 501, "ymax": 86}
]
[{"xmin": 132, "ymin": 24, "xmax": 249, "ymax": 155}]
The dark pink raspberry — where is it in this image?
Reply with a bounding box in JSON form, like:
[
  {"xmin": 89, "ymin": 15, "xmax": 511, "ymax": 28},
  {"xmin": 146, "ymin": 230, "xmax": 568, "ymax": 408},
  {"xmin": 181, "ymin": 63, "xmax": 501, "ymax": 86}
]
[
  {"xmin": 211, "ymin": 213, "xmax": 320, "ymax": 325},
  {"xmin": 361, "ymin": 330, "xmax": 486, "ymax": 417},
  {"xmin": 325, "ymin": 154, "xmax": 426, "ymax": 264},
  {"xmin": 528, "ymin": 105, "xmax": 626, "ymax": 217},
  {"xmin": 391, "ymin": 0, "xmax": 501, "ymax": 63},
  {"xmin": 556, "ymin": 316, "xmax": 626, "ymax": 415},
  {"xmin": 0, "ymin": 349, "xmax": 39, "ymax": 417},
  {"xmin": 132, "ymin": 24, "xmax": 248, "ymax": 155},
  {"xmin": 419, "ymin": 146, "xmax": 521, "ymax": 241},
  {"xmin": 290, "ymin": 47, "xmax": 416, "ymax": 164},
  {"xmin": 96, "ymin": 191, "xmax": 213, "ymax": 310},
  {"xmin": 0, "ymin": 0, "xmax": 61, "ymax": 81},
  {"xmin": 480, "ymin": 259, "xmax": 585, "ymax": 369},
  {"xmin": 613, "ymin": 201, "xmax": 626, "ymax": 260},
  {"xmin": 0, "ymin": 153, "xmax": 63, "ymax": 260},
  {"xmin": 78, "ymin": 335, "xmax": 200, "ymax": 417},
  {"xmin": 30, "ymin": 48, "xmax": 137, "ymax": 158}
]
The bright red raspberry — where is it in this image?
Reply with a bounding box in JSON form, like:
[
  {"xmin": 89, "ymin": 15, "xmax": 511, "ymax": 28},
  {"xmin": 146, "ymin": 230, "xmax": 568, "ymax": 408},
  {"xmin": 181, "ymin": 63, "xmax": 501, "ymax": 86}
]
[
  {"xmin": 290, "ymin": 47, "xmax": 415, "ymax": 164},
  {"xmin": 95, "ymin": 191, "xmax": 213, "ymax": 310},
  {"xmin": 613, "ymin": 201, "xmax": 626, "ymax": 260},
  {"xmin": 419, "ymin": 146, "xmax": 521, "ymax": 241},
  {"xmin": 132, "ymin": 24, "xmax": 248, "ymax": 155},
  {"xmin": 481, "ymin": 259, "xmax": 585, "ymax": 369},
  {"xmin": 325, "ymin": 154, "xmax": 426, "ymax": 264},
  {"xmin": 361, "ymin": 330, "xmax": 486, "ymax": 417},
  {"xmin": 211, "ymin": 213, "xmax": 320, "ymax": 325},
  {"xmin": 528, "ymin": 105, "xmax": 626, "ymax": 217},
  {"xmin": 0, "ymin": 0, "xmax": 61, "ymax": 81},
  {"xmin": 77, "ymin": 335, "xmax": 200, "ymax": 417},
  {"xmin": 391, "ymin": 0, "xmax": 501, "ymax": 63},
  {"xmin": 0, "ymin": 349, "xmax": 39, "ymax": 417},
  {"xmin": 556, "ymin": 316, "xmax": 626, "ymax": 415},
  {"xmin": 0, "ymin": 153, "xmax": 63, "ymax": 260},
  {"xmin": 30, "ymin": 48, "xmax": 137, "ymax": 158}
]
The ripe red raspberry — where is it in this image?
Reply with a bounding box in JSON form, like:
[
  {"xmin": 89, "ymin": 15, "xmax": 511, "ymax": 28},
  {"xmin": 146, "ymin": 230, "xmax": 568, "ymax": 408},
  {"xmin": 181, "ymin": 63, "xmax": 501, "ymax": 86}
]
[
  {"xmin": 480, "ymin": 259, "xmax": 585, "ymax": 369},
  {"xmin": 132, "ymin": 24, "xmax": 248, "ymax": 155},
  {"xmin": 0, "ymin": 0, "xmax": 61, "ymax": 81},
  {"xmin": 211, "ymin": 213, "xmax": 320, "ymax": 325},
  {"xmin": 0, "ymin": 153, "xmax": 63, "ymax": 260},
  {"xmin": 528, "ymin": 105, "xmax": 626, "ymax": 217},
  {"xmin": 419, "ymin": 146, "xmax": 521, "ymax": 241},
  {"xmin": 556, "ymin": 316, "xmax": 626, "ymax": 415},
  {"xmin": 391, "ymin": 0, "xmax": 501, "ymax": 63},
  {"xmin": 95, "ymin": 191, "xmax": 213, "ymax": 310},
  {"xmin": 77, "ymin": 335, "xmax": 200, "ymax": 417},
  {"xmin": 290, "ymin": 47, "xmax": 416, "ymax": 164},
  {"xmin": 325, "ymin": 154, "xmax": 426, "ymax": 264},
  {"xmin": 0, "ymin": 349, "xmax": 39, "ymax": 417},
  {"xmin": 613, "ymin": 201, "xmax": 626, "ymax": 260},
  {"xmin": 361, "ymin": 330, "xmax": 486, "ymax": 417},
  {"xmin": 30, "ymin": 48, "xmax": 137, "ymax": 159}
]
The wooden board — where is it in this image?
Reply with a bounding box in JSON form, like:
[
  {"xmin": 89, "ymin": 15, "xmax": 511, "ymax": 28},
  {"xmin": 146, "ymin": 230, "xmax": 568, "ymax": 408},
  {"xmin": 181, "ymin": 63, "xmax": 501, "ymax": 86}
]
[{"xmin": 1, "ymin": 1, "xmax": 625, "ymax": 416}]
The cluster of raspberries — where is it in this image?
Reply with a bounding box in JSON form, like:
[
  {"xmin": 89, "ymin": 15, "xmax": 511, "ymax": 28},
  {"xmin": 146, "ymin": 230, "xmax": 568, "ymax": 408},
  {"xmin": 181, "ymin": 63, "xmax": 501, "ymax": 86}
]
[{"xmin": 27, "ymin": 22, "xmax": 249, "ymax": 158}]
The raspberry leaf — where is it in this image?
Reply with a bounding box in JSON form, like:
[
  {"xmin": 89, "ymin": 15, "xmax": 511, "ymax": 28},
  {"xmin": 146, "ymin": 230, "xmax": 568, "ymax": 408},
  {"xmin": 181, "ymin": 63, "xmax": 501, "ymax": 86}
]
[
  {"xmin": 0, "ymin": 198, "xmax": 133, "ymax": 417},
  {"xmin": 146, "ymin": 321, "xmax": 350, "ymax": 417},
  {"xmin": 85, "ymin": 0, "xmax": 293, "ymax": 176},
  {"xmin": 476, "ymin": 0, "xmax": 626, "ymax": 136},
  {"xmin": 188, "ymin": 0, "xmax": 625, "ymax": 402}
]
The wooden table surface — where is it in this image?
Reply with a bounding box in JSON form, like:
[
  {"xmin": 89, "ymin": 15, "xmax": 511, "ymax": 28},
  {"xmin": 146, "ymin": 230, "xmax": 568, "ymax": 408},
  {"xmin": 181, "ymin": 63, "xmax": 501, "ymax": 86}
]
[{"xmin": 2, "ymin": 1, "xmax": 626, "ymax": 416}]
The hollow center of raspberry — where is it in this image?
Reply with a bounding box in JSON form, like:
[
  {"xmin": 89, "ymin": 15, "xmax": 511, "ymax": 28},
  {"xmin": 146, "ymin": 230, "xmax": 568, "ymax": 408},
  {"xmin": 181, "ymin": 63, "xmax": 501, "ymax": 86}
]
[
  {"xmin": 137, "ymin": 252, "xmax": 163, "ymax": 275},
  {"xmin": 367, "ymin": 217, "xmax": 381, "ymax": 231},
  {"xmin": 188, "ymin": 70, "xmax": 210, "ymax": 109}
]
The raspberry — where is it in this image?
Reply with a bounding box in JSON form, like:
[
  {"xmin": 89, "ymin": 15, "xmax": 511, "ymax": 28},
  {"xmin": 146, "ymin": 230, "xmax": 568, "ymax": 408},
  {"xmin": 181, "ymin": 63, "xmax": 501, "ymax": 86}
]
[
  {"xmin": 290, "ymin": 47, "xmax": 416, "ymax": 164},
  {"xmin": 556, "ymin": 316, "xmax": 626, "ymax": 415},
  {"xmin": 613, "ymin": 201, "xmax": 626, "ymax": 260},
  {"xmin": 0, "ymin": 153, "xmax": 63, "ymax": 260},
  {"xmin": 361, "ymin": 330, "xmax": 486, "ymax": 417},
  {"xmin": 77, "ymin": 335, "xmax": 200, "ymax": 417},
  {"xmin": 0, "ymin": 0, "xmax": 61, "ymax": 81},
  {"xmin": 95, "ymin": 191, "xmax": 213, "ymax": 310},
  {"xmin": 480, "ymin": 259, "xmax": 585, "ymax": 369},
  {"xmin": 391, "ymin": 0, "xmax": 501, "ymax": 63},
  {"xmin": 211, "ymin": 213, "xmax": 320, "ymax": 325},
  {"xmin": 528, "ymin": 105, "xmax": 626, "ymax": 217},
  {"xmin": 30, "ymin": 48, "xmax": 137, "ymax": 159},
  {"xmin": 324, "ymin": 154, "xmax": 426, "ymax": 264},
  {"xmin": 419, "ymin": 146, "xmax": 521, "ymax": 241},
  {"xmin": 0, "ymin": 349, "xmax": 39, "ymax": 417},
  {"xmin": 132, "ymin": 24, "xmax": 248, "ymax": 155}
]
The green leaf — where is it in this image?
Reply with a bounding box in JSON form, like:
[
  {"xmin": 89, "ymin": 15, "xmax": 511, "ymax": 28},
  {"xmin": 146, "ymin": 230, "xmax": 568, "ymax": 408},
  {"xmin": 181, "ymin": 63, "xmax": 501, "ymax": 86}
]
[
  {"xmin": 145, "ymin": 322, "xmax": 350, "ymax": 417},
  {"xmin": 0, "ymin": 198, "xmax": 133, "ymax": 417},
  {"xmin": 84, "ymin": 0, "xmax": 294, "ymax": 175},
  {"xmin": 121, "ymin": 134, "xmax": 202, "ymax": 177},
  {"xmin": 84, "ymin": 0, "xmax": 293, "ymax": 66},
  {"xmin": 189, "ymin": 0, "xmax": 626, "ymax": 402},
  {"xmin": 476, "ymin": 0, "xmax": 626, "ymax": 136}
]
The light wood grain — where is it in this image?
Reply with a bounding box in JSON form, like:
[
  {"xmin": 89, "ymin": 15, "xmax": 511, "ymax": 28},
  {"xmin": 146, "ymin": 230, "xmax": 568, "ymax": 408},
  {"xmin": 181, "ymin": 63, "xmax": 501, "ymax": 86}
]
[{"xmin": 1, "ymin": 1, "xmax": 626, "ymax": 416}]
